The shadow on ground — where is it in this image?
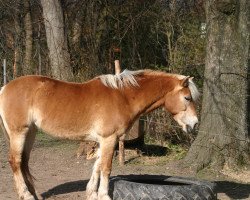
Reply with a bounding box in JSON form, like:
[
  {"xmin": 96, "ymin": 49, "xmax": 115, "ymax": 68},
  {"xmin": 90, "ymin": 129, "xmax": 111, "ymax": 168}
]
[
  {"xmin": 125, "ymin": 144, "xmax": 168, "ymax": 157},
  {"xmin": 141, "ymin": 144, "xmax": 168, "ymax": 156},
  {"xmin": 215, "ymin": 181, "xmax": 250, "ymax": 199},
  {"xmin": 41, "ymin": 180, "xmax": 89, "ymax": 199}
]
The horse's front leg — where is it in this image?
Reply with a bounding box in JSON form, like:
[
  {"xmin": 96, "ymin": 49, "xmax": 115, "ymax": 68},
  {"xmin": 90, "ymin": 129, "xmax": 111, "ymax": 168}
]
[
  {"xmin": 98, "ymin": 135, "xmax": 117, "ymax": 200},
  {"xmin": 86, "ymin": 148, "xmax": 101, "ymax": 200}
]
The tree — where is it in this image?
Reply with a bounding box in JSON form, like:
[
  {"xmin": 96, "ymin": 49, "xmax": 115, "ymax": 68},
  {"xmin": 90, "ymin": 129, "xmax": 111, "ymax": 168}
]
[
  {"xmin": 13, "ymin": 0, "xmax": 22, "ymax": 78},
  {"xmin": 23, "ymin": 0, "xmax": 33, "ymax": 74},
  {"xmin": 41, "ymin": 0, "xmax": 73, "ymax": 80},
  {"xmin": 65, "ymin": 1, "xmax": 107, "ymax": 79},
  {"xmin": 185, "ymin": 0, "xmax": 250, "ymax": 170}
]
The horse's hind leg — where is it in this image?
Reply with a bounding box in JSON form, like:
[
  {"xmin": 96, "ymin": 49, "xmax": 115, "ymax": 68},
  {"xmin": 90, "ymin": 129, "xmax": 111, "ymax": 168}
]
[{"xmin": 8, "ymin": 126, "xmax": 37, "ymax": 200}]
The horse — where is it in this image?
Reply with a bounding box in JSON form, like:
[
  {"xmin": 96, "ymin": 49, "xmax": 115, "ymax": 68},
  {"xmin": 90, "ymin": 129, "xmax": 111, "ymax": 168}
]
[{"xmin": 0, "ymin": 69, "xmax": 199, "ymax": 200}]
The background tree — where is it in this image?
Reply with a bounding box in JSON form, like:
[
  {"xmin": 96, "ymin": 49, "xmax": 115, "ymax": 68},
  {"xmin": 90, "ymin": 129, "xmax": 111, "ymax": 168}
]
[
  {"xmin": 41, "ymin": 0, "xmax": 73, "ymax": 80},
  {"xmin": 13, "ymin": 0, "xmax": 22, "ymax": 78},
  {"xmin": 23, "ymin": 0, "xmax": 33, "ymax": 74},
  {"xmin": 185, "ymin": 0, "xmax": 250, "ymax": 170},
  {"xmin": 65, "ymin": 0, "xmax": 108, "ymax": 80}
]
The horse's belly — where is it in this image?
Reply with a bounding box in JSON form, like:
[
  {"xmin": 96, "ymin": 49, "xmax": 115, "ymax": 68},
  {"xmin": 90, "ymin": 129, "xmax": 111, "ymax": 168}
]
[
  {"xmin": 37, "ymin": 115, "xmax": 100, "ymax": 142},
  {"xmin": 40, "ymin": 124, "xmax": 100, "ymax": 142}
]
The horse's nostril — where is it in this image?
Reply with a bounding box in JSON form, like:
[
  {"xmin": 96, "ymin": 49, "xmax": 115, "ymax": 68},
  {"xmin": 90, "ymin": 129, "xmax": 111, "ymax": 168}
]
[
  {"xmin": 194, "ymin": 123, "xmax": 199, "ymax": 130},
  {"xmin": 186, "ymin": 125, "xmax": 192, "ymax": 133}
]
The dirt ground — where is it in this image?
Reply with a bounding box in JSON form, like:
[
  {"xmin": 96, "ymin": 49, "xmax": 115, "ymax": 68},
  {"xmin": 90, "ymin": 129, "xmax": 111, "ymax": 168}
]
[{"xmin": 0, "ymin": 135, "xmax": 249, "ymax": 200}]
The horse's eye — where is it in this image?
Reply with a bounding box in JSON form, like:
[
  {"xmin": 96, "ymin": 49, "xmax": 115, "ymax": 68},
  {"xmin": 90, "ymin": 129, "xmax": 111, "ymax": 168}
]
[{"xmin": 185, "ymin": 96, "xmax": 192, "ymax": 101}]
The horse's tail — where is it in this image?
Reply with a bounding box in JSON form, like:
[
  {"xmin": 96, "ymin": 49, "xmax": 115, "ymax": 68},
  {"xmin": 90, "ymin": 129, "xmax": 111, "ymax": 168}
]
[
  {"xmin": 0, "ymin": 86, "xmax": 9, "ymax": 142},
  {"xmin": 0, "ymin": 116, "xmax": 9, "ymax": 142},
  {"xmin": 21, "ymin": 125, "xmax": 37, "ymax": 197},
  {"xmin": 21, "ymin": 147, "xmax": 37, "ymax": 197}
]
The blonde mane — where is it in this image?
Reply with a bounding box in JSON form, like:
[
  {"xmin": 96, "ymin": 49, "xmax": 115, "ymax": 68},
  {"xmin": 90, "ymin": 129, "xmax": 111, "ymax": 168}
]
[
  {"xmin": 99, "ymin": 69, "xmax": 199, "ymax": 101},
  {"xmin": 99, "ymin": 69, "xmax": 143, "ymax": 89}
]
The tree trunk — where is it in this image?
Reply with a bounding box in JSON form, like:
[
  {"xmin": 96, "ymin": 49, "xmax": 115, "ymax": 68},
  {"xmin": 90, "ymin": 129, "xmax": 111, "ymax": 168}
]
[
  {"xmin": 23, "ymin": 0, "xmax": 33, "ymax": 75},
  {"xmin": 41, "ymin": 0, "xmax": 73, "ymax": 80},
  {"xmin": 71, "ymin": 19, "xmax": 82, "ymax": 75},
  {"xmin": 37, "ymin": 23, "xmax": 42, "ymax": 75},
  {"xmin": 13, "ymin": 0, "xmax": 22, "ymax": 78},
  {"xmin": 185, "ymin": 0, "xmax": 250, "ymax": 171},
  {"xmin": 72, "ymin": 20, "xmax": 81, "ymax": 47}
]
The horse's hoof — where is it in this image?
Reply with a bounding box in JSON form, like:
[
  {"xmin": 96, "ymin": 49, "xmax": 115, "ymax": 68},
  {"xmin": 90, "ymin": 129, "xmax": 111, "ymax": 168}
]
[
  {"xmin": 86, "ymin": 192, "xmax": 98, "ymax": 200},
  {"xmin": 20, "ymin": 193, "xmax": 36, "ymax": 200},
  {"xmin": 98, "ymin": 194, "xmax": 111, "ymax": 200}
]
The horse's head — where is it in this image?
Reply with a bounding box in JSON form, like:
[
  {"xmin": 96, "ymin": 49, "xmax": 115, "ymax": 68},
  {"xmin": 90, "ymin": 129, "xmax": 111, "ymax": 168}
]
[{"xmin": 164, "ymin": 76, "xmax": 199, "ymax": 133}]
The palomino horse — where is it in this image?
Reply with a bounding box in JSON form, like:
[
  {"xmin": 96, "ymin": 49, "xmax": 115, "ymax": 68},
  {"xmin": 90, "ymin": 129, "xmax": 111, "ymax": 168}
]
[{"xmin": 0, "ymin": 69, "xmax": 199, "ymax": 200}]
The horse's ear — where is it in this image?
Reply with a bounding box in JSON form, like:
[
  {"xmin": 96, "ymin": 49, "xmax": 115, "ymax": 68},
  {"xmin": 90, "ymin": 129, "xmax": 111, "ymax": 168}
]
[{"xmin": 181, "ymin": 76, "xmax": 190, "ymax": 87}]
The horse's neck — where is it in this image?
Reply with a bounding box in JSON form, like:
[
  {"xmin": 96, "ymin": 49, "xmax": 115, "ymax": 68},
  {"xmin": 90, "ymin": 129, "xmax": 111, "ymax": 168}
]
[{"xmin": 126, "ymin": 75, "xmax": 175, "ymax": 115}]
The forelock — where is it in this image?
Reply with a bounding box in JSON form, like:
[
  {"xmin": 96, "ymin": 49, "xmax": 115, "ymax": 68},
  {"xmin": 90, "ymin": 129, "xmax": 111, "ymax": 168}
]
[{"xmin": 188, "ymin": 79, "xmax": 200, "ymax": 102}]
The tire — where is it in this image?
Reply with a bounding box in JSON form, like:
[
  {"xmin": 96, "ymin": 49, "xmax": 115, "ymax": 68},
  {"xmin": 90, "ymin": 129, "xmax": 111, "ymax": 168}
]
[{"xmin": 109, "ymin": 175, "xmax": 217, "ymax": 200}]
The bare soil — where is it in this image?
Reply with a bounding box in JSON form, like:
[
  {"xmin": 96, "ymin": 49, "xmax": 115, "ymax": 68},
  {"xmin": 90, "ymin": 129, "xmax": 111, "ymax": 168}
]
[{"xmin": 0, "ymin": 135, "xmax": 249, "ymax": 200}]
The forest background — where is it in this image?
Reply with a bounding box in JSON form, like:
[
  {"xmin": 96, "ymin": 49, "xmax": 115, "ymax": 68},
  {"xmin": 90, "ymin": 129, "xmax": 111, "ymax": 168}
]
[{"xmin": 0, "ymin": 0, "xmax": 249, "ymax": 172}]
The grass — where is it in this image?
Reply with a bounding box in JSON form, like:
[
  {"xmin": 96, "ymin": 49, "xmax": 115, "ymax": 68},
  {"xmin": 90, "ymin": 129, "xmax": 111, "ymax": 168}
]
[
  {"xmin": 165, "ymin": 143, "xmax": 187, "ymax": 160},
  {"xmin": 35, "ymin": 130, "xmax": 78, "ymax": 150}
]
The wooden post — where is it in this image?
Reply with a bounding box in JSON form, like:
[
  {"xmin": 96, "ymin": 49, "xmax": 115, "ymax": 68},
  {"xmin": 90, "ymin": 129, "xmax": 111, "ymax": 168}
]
[
  {"xmin": 114, "ymin": 60, "xmax": 121, "ymax": 74},
  {"xmin": 119, "ymin": 139, "xmax": 125, "ymax": 166},
  {"xmin": 114, "ymin": 59, "xmax": 125, "ymax": 166},
  {"xmin": 3, "ymin": 59, "xmax": 7, "ymax": 85}
]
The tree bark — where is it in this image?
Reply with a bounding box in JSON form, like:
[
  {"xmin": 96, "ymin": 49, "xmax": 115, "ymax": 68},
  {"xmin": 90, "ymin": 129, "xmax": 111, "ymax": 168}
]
[
  {"xmin": 41, "ymin": 0, "xmax": 73, "ymax": 80},
  {"xmin": 72, "ymin": 20, "xmax": 81, "ymax": 47},
  {"xmin": 13, "ymin": 0, "xmax": 22, "ymax": 78},
  {"xmin": 71, "ymin": 18, "xmax": 82, "ymax": 75},
  {"xmin": 185, "ymin": 0, "xmax": 250, "ymax": 171},
  {"xmin": 23, "ymin": 0, "xmax": 33, "ymax": 75}
]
